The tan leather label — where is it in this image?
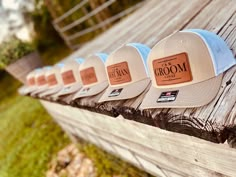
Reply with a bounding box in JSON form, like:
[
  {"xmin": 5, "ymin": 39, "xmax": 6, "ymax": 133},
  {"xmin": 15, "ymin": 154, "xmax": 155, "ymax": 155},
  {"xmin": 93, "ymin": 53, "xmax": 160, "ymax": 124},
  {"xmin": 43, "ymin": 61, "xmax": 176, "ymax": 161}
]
[
  {"xmin": 37, "ymin": 75, "xmax": 47, "ymax": 86},
  {"xmin": 80, "ymin": 67, "xmax": 98, "ymax": 85},
  {"xmin": 153, "ymin": 53, "xmax": 192, "ymax": 86},
  {"xmin": 62, "ymin": 70, "xmax": 76, "ymax": 85},
  {"xmin": 47, "ymin": 74, "xmax": 58, "ymax": 86},
  {"xmin": 27, "ymin": 77, "xmax": 35, "ymax": 86},
  {"xmin": 107, "ymin": 61, "xmax": 132, "ymax": 85}
]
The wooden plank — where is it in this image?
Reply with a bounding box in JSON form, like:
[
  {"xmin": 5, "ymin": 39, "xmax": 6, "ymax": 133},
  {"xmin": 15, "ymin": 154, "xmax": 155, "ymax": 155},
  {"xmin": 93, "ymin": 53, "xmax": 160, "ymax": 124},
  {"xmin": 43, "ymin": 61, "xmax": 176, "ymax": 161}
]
[
  {"xmin": 53, "ymin": 0, "xmax": 89, "ymax": 24},
  {"xmin": 70, "ymin": 0, "xmax": 210, "ymax": 58},
  {"xmin": 110, "ymin": 144, "xmax": 144, "ymax": 169},
  {"xmin": 125, "ymin": 0, "xmax": 210, "ymax": 45},
  {"xmin": 60, "ymin": 0, "xmax": 117, "ymax": 33},
  {"xmin": 67, "ymin": 2, "xmax": 144, "ymax": 41},
  {"xmin": 48, "ymin": 106, "xmax": 226, "ymax": 177},
  {"xmin": 184, "ymin": 0, "xmax": 235, "ymax": 31},
  {"xmin": 70, "ymin": 0, "xmax": 160, "ymax": 56},
  {"xmin": 52, "ymin": 116, "xmax": 187, "ymax": 176},
  {"xmin": 134, "ymin": 155, "xmax": 177, "ymax": 177},
  {"xmin": 41, "ymin": 101, "xmax": 236, "ymax": 176}
]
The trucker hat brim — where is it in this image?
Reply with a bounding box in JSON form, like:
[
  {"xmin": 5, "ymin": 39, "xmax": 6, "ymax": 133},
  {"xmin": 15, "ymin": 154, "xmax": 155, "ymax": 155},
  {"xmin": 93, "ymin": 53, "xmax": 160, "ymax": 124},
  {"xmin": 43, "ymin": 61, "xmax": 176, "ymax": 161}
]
[
  {"xmin": 38, "ymin": 85, "xmax": 63, "ymax": 98},
  {"xmin": 72, "ymin": 81, "xmax": 109, "ymax": 100},
  {"xmin": 30, "ymin": 86, "xmax": 49, "ymax": 96},
  {"xmin": 18, "ymin": 86, "xmax": 28, "ymax": 95},
  {"xmin": 98, "ymin": 78, "xmax": 151, "ymax": 102},
  {"xmin": 140, "ymin": 74, "xmax": 223, "ymax": 109},
  {"xmin": 20, "ymin": 86, "xmax": 38, "ymax": 95},
  {"xmin": 53, "ymin": 83, "xmax": 82, "ymax": 97}
]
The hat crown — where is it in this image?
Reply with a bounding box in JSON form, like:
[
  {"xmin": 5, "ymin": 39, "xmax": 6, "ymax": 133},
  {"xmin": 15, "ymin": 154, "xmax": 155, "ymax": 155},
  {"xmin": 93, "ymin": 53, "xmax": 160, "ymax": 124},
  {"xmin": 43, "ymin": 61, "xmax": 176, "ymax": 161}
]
[
  {"xmin": 60, "ymin": 59, "xmax": 82, "ymax": 86},
  {"xmin": 79, "ymin": 53, "xmax": 108, "ymax": 86},
  {"xmin": 148, "ymin": 29, "xmax": 235, "ymax": 89},
  {"xmin": 105, "ymin": 43, "xmax": 150, "ymax": 86},
  {"xmin": 46, "ymin": 67, "xmax": 64, "ymax": 87},
  {"xmin": 34, "ymin": 68, "xmax": 48, "ymax": 86}
]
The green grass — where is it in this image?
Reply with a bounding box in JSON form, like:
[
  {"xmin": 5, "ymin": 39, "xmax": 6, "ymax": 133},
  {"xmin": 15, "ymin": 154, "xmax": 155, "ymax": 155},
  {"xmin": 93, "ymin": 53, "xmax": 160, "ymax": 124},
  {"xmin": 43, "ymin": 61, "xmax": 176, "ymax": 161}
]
[
  {"xmin": 0, "ymin": 47, "xmax": 71, "ymax": 177},
  {"xmin": 0, "ymin": 76, "xmax": 70, "ymax": 177}
]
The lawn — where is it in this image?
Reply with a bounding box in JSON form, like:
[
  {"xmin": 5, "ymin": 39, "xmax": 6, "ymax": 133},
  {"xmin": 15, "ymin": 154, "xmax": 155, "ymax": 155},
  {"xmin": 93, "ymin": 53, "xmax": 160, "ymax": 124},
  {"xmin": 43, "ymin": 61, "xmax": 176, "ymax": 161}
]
[{"xmin": 0, "ymin": 74, "xmax": 70, "ymax": 177}]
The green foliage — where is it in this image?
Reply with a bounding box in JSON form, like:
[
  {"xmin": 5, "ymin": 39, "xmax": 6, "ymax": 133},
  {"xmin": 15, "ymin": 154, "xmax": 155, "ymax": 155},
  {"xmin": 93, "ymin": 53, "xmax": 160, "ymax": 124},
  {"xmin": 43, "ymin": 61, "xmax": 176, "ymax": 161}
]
[
  {"xmin": 40, "ymin": 44, "xmax": 72, "ymax": 65},
  {"xmin": 30, "ymin": 0, "xmax": 65, "ymax": 52},
  {"xmin": 0, "ymin": 37, "xmax": 35, "ymax": 69},
  {"xmin": 31, "ymin": 0, "xmax": 144, "ymax": 48}
]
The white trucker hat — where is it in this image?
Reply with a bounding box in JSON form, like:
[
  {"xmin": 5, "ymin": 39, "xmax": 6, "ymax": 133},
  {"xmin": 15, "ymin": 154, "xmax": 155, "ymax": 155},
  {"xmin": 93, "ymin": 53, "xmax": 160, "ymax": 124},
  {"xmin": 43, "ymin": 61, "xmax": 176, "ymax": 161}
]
[
  {"xmin": 38, "ymin": 63, "xmax": 65, "ymax": 98},
  {"xmin": 140, "ymin": 29, "xmax": 236, "ymax": 109},
  {"xmin": 73, "ymin": 53, "xmax": 108, "ymax": 99},
  {"xmin": 52, "ymin": 58, "xmax": 84, "ymax": 97},
  {"xmin": 23, "ymin": 68, "xmax": 46, "ymax": 94},
  {"xmin": 98, "ymin": 43, "xmax": 151, "ymax": 102},
  {"xmin": 30, "ymin": 66, "xmax": 52, "ymax": 96},
  {"xmin": 18, "ymin": 69, "xmax": 40, "ymax": 95}
]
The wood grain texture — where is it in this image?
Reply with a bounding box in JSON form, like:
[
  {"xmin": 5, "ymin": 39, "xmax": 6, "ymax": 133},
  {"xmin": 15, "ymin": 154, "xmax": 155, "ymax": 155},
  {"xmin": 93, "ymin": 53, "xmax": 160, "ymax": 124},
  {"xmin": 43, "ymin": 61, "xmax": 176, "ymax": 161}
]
[
  {"xmin": 48, "ymin": 0, "xmax": 236, "ymax": 144},
  {"xmin": 41, "ymin": 100, "xmax": 236, "ymax": 176}
]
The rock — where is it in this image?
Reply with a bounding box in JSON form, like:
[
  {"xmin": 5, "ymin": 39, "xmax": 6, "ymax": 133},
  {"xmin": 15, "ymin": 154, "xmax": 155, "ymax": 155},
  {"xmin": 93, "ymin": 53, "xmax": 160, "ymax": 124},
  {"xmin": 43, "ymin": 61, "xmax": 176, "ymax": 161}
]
[
  {"xmin": 58, "ymin": 169, "xmax": 67, "ymax": 177},
  {"xmin": 46, "ymin": 170, "xmax": 58, "ymax": 177},
  {"xmin": 46, "ymin": 143, "xmax": 96, "ymax": 177},
  {"xmin": 76, "ymin": 158, "xmax": 95, "ymax": 177}
]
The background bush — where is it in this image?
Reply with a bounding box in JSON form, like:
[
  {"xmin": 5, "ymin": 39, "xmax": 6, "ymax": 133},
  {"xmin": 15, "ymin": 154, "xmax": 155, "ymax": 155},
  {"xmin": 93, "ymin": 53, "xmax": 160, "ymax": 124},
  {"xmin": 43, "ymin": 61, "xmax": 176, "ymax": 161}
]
[{"xmin": 0, "ymin": 37, "xmax": 34, "ymax": 69}]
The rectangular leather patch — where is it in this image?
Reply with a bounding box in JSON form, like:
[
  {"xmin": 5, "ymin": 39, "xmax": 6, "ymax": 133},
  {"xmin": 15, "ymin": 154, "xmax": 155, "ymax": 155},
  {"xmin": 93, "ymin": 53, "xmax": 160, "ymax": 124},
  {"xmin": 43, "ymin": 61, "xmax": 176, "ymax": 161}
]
[
  {"xmin": 107, "ymin": 61, "xmax": 131, "ymax": 85},
  {"xmin": 47, "ymin": 74, "xmax": 58, "ymax": 86},
  {"xmin": 80, "ymin": 67, "xmax": 97, "ymax": 85},
  {"xmin": 62, "ymin": 70, "xmax": 76, "ymax": 85},
  {"xmin": 28, "ymin": 77, "xmax": 35, "ymax": 86},
  {"xmin": 37, "ymin": 75, "xmax": 47, "ymax": 86},
  {"xmin": 153, "ymin": 53, "xmax": 192, "ymax": 86}
]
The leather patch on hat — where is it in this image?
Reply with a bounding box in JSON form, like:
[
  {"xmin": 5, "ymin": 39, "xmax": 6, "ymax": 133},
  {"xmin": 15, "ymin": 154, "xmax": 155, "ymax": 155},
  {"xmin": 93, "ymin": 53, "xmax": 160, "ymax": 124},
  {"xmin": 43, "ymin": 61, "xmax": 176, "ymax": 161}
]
[
  {"xmin": 153, "ymin": 53, "xmax": 192, "ymax": 86},
  {"xmin": 107, "ymin": 61, "xmax": 131, "ymax": 85},
  {"xmin": 62, "ymin": 70, "xmax": 76, "ymax": 85},
  {"xmin": 80, "ymin": 67, "xmax": 98, "ymax": 85},
  {"xmin": 37, "ymin": 75, "xmax": 47, "ymax": 86},
  {"xmin": 28, "ymin": 77, "xmax": 35, "ymax": 86},
  {"xmin": 47, "ymin": 74, "xmax": 58, "ymax": 86}
]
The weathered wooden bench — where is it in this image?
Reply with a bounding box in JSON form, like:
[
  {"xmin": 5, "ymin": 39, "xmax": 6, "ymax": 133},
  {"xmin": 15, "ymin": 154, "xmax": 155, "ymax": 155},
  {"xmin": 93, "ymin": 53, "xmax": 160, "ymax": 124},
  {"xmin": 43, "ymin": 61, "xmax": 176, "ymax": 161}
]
[{"xmin": 32, "ymin": 0, "xmax": 236, "ymax": 176}]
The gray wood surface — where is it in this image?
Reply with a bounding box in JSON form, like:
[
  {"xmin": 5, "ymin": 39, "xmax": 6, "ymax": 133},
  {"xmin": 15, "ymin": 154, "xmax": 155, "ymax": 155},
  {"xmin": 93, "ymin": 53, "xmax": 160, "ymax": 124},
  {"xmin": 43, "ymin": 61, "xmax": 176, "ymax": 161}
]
[{"xmin": 42, "ymin": 100, "xmax": 236, "ymax": 177}]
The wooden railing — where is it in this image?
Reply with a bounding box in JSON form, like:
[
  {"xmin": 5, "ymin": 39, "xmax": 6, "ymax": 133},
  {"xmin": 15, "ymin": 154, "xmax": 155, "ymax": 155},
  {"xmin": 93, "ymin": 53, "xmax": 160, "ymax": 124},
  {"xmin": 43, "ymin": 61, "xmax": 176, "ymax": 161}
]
[{"xmin": 53, "ymin": 0, "xmax": 145, "ymax": 50}]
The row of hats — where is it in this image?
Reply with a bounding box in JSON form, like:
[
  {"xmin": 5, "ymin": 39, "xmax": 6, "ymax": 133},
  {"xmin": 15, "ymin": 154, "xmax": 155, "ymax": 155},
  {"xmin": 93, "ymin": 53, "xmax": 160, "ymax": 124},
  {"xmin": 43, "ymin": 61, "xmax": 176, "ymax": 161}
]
[{"xmin": 20, "ymin": 29, "xmax": 236, "ymax": 108}]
